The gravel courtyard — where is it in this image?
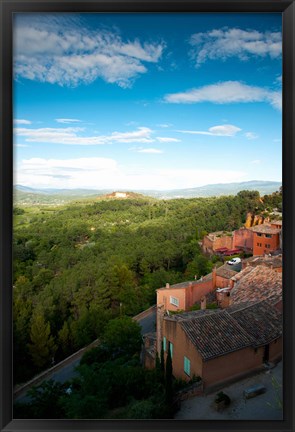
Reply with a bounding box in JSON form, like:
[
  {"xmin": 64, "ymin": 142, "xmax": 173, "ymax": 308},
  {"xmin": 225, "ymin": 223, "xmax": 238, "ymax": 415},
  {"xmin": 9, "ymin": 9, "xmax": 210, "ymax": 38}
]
[{"xmin": 175, "ymin": 361, "xmax": 283, "ymax": 420}]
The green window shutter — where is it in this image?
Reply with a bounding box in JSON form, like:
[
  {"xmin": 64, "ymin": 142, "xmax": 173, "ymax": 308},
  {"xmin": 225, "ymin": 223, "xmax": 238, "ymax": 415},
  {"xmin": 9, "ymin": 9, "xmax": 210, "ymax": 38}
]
[
  {"xmin": 163, "ymin": 336, "xmax": 166, "ymax": 351},
  {"xmin": 184, "ymin": 356, "xmax": 191, "ymax": 376},
  {"xmin": 170, "ymin": 342, "xmax": 173, "ymax": 358}
]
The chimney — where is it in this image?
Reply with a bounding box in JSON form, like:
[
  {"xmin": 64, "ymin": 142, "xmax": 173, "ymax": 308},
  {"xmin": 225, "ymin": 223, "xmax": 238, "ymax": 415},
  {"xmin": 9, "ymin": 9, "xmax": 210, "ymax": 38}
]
[
  {"xmin": 200, "ymin": 296, "xmax": 206, "ymax": 310},
  {"xmin": 166, "ymin": 283, "xmax": 170, "ymax": 289}
]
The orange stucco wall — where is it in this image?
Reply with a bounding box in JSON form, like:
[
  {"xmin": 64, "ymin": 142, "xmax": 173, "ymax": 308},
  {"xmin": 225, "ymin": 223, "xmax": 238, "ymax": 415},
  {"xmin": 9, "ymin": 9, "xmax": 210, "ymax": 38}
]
[
  {"xmin": 157, "ymin": 287, "xmax": 187, "ymax": 312},
  {"xmin": 190, "ymin": 280, "xmax": 213, "ymax": 305},
  {"xmin": 202, "ymin": 235, "xmax": 233, "ymax": 254},
  {"xmin": 233, "ymin": 228, "xmax": 253, "ymax": 250},
  {"xmin": 162, "ymin": 318, "xmax": 203, "ymax": 381},
  {"xmin": 157, "ymin": 279, "xmax": 214, "ymax": 312},
  {"xmin": 269, "ymin": 338, "xmax": 282, "ymax": 362},
  {"xmin": 253, "ymin": 232, "xmax": 280, "ymax": 256},
  {"xmin": 215, "ymin": 275, "xmax": 231, "ymax": 288},
  {"xmin": 162, "ymin": 316, "xmax": 282, "ymax": 390},
  {"xmin": 202, "ymin": 346, "xmax": 263, "ymax": 389}
]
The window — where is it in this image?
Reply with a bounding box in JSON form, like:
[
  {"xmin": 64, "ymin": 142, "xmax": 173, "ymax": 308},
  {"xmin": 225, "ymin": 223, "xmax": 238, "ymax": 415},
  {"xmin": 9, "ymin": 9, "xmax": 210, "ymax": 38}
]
[
  {"xmin": 257, "ymin": 242, "xmax": 262, "ymax": 247},
  {"xmin": 184, "ymin": 356, "xmax": 191, "ymax": 376},
  {"xmin": 163, "ymin": 336, "xmax": 166, "ymax": 352},
  {"xmin": 257, "ymin": 233, "xmax": 262, "ymax": 237},
  {"xmin": 265, "ymin": 234, "xmax": 272, "ymax": 238},
  {"xmin": 170, "ymin": 296, "xmax": 179, "ymax": 307},
  {"xmin": 265, "ymin": 244, "xmax": 271, "ymax": 248}
]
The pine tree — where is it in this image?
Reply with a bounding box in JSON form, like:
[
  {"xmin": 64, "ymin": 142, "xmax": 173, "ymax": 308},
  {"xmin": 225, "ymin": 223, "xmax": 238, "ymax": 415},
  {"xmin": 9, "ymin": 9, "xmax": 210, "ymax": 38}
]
[{"xmin": 28, "ymin": 313, "xmax": 57, "ymax": 369}]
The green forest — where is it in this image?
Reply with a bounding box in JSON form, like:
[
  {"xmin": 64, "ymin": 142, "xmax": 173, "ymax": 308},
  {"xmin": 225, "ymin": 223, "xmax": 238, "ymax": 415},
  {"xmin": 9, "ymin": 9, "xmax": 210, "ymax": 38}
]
[{"xmin": 13, "ymin": 189, "xmax": 282, "ymax": 417}]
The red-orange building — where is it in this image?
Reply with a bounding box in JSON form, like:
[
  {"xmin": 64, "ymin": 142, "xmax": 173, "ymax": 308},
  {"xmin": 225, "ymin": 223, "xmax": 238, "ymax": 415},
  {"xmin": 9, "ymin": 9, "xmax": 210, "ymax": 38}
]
[
  {"xmin": 251, "ymin": 224, "xmax": 281, "ymax": 256},
  {"xmin": 156, "ymin": 265, "xmax": 238, "ymax": 314},
  {"xmin": 160, "ymin": 300, "xmax": 282, "ymax": 390},
  {"xmin": 202, "ymin": 231, "xmax": 233, "ymax": 254}
]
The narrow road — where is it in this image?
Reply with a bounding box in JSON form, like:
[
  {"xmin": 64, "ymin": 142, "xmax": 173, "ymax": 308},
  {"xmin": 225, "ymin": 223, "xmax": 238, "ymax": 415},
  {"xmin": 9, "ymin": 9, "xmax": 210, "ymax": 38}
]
[
  {"xmin": 138, "ymin": 309, "xmax": 156, "ymax": 334},
  {"xmin": 14, "ymin": 307, "xmax": 157, "ymax": 403}
]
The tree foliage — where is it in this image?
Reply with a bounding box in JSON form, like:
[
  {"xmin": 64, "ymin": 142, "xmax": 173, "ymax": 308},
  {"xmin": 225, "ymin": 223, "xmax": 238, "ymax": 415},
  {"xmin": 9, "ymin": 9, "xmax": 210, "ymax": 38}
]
[{"xmin": 13, "ymin": 190, "xmax": 278, "ymax": 383}]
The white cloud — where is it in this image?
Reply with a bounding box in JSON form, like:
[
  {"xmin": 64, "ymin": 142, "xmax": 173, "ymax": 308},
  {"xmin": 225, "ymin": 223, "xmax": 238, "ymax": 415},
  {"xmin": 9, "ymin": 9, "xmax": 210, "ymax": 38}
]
[
  {"xmin": 14, "ymin": 126, "xmax": 154, "ymax": 145},
  {"xmin": 245, "ymin": 132, "xmax": 259, "ymax": 140},
  {"xmin": 137, "ymin": 148, "xmax": 164, "ymax": 154},
  {"xmin": 109, "ymin": 127, "xmax": 154, "ymax": 143},
  {"xmin": 129, "ymin": 146, "xmax": 163, "ymax": 153},
  {"xmin": 164, "ymin": 81, "xmax": 282, "ymax": 110},
  {"xmin": 177, "ymin": 124, "xmax": 241, "ymax": 137},
  {"xmin": 15, "ymin": 144, "xmax": 29, "ymax": 148},
  {"xmin": 189, "ymin": 28, "xmax": 282, "ymax": 67},
  {"xmin": 55, "ymin": 118, "xmax": 82, "ymax": 124},
  {"xmin": 251, "ymin": 159, "xmax": 261, "ymax": 164},
  {"xmin": 156, "ymin": 137, "xmax": 181, "ymax": 142},
  {"xmin": 14, "ymin": 119, "xmax": 32, "ymax": 125},
  {"xmin": 16, "ymin": 157, "xmax": 119, "ymax": 189},
  {"xmin": 15, "ymin": 156, "xmax": 246, "ymax": 190},
  {"xmin": 14, "ymin": 16, "xmax": 165, "ymax": 88}
]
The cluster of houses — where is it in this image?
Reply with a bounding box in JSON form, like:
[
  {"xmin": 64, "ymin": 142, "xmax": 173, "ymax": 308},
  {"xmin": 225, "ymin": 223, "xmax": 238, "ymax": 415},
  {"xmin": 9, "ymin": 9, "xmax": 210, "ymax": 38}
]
[
  {"xmin": 143, "ymin": 219, "xmax": 283, "ymax": 393},
  {"xmin": 202, "ymin": 220, "xmax": 282, "ymax": 257}
]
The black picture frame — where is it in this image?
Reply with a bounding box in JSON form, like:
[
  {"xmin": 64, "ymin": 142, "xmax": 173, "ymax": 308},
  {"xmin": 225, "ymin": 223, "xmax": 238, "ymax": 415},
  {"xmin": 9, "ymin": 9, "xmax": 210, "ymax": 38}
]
[{"xmin": 1, "ymin": 1, "xmax": 294, "ymax": 431}]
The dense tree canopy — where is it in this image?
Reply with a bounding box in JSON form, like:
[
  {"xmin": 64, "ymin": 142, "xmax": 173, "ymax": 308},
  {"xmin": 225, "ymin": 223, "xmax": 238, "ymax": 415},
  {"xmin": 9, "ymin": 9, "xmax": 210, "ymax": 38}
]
[{"xmin": 13, "ymin": 190, "xmax": 278, "ymax": 383}]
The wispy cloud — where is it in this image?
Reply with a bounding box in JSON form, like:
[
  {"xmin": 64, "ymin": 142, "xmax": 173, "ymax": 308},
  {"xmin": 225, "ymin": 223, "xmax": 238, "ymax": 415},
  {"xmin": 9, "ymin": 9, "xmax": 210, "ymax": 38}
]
[
  {"xmin": 156, "ymin": 137, "xmax": 181, "ymax": 142},
  {"xmin": 137, "ymin": 148, "xmax": 164, "ymax": 154},
  {"xmin": 245, "ymin": 132, "xmax": 259, "ymax": 140},
  {"xmin": 177, "ymin": 124, "xmax": 241, "ymax": 137},
  {"xmin": 189, "ymin": 28, "xmax": 281, "ymax": 67},
  {"xmin": 251, "ymin": 159, "xmax": 261, "ymax": 164},
  {"xmin": 14, "ymin": 15, "xmax": 165, "ymax": 88},
  {"xmin": 14, "ymin": 126, "xmax": 154, "ymax": 145},
  {"xmin": 55, "ymin": 118, "xmax": 82, "ymax": 124},
  {"xmin": 16, "ymin": 157, "xmax": 118, "ymax": 188},
  {"xmin": 14, "ymin": 119, "xmax": 32, "ymax": 125},
  {"xmin": 164, "ymin": 81, "xmax": 282, "ymax": 110}
]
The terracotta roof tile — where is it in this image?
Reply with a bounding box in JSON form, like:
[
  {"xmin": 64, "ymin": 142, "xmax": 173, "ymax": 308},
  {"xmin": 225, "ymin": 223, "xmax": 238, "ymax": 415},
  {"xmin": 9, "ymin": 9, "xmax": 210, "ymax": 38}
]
[
  {"xmin": 178, "ymin": 310, "xmax": 254, "ymax": 361},
  {"xmin": 166, "ymin": 300, "xmax": 282, "ymax": 360},
  {"xmin": 250, "ymin": 224, "xmax": 281, "ymax": 234},
  {"xmin": 228, "ymin": 300, "xmax": 282, "ymax": 347},
  {"xmin": 216, "ymin": 264, "xmax": 238, "ymax": 279},
  {"xmin": 157, "ymin": 277, "xmax": 212, "ymax": 292},
  {"xmin": 230, "ymin": 265, "xmax": 282, "ymax": 305},
  {"xmin": 243, "ymin": 255, "xmax": 282, "ymax": 269}
]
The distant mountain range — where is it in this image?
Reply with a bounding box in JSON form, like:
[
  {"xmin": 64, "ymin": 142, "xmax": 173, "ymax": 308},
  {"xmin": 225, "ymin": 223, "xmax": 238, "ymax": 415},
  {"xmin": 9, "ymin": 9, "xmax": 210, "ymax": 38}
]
[{"xmin": 14, "ymin": 180, "xmax": 282, "ymax": 205}]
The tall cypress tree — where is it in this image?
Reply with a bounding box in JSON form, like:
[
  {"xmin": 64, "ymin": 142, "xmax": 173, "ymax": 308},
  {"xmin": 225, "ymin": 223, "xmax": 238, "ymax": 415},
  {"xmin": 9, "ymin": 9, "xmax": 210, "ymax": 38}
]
[{"xmin": 165, "ymin": 342, "xmax": 173, "ymax": 406}]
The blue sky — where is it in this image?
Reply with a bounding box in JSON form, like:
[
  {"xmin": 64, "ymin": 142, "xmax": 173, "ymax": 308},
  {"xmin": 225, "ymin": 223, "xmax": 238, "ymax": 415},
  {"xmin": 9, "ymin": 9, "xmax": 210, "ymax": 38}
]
[{"xmin": 13, "ymin": 13, "xmax": 282, "ymax": 190}]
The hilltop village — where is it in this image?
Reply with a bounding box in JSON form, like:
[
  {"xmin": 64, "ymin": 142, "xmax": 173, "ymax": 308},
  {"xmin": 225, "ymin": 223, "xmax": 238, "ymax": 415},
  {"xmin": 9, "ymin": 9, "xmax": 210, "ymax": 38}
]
[
  {"xmin": 13, "ymin": 190, "xmax": 283, "ymax": 418},
  {"xmin": 143, "ymin": 218, "xmax": 282, "ymax": 393}
]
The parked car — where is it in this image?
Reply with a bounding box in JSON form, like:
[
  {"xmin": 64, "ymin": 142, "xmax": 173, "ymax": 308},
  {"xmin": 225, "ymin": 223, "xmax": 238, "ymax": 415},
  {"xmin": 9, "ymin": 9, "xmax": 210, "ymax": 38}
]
[{"xmin": 227, "ymin": 257, "xmax": 241, "ymax": 265}]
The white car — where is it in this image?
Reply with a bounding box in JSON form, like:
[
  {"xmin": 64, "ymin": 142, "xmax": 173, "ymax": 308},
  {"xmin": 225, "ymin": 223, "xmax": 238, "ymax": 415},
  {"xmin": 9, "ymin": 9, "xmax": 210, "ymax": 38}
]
[{"xmin": 227, "ymin": 257, "xmax": 241, "ymax": 265}]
